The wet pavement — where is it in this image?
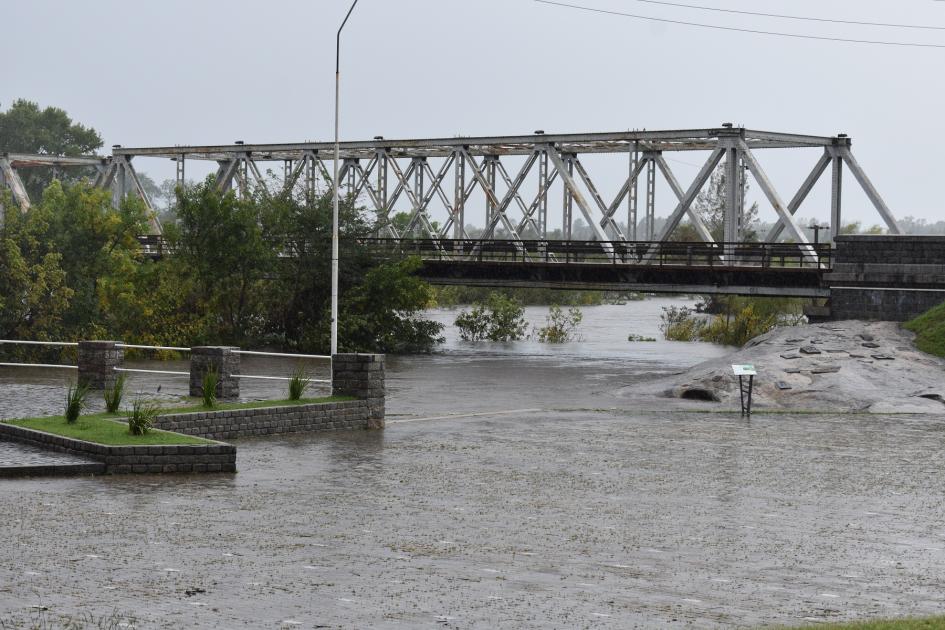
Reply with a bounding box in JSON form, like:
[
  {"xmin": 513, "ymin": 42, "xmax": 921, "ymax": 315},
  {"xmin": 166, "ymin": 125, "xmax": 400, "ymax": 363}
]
[{"xmin": 1, "ymin": 300, "xmax": 944, "ymax": 628}]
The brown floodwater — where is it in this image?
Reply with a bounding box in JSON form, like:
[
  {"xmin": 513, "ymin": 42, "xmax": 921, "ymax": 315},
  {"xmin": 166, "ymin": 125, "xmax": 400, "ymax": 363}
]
[{"xmin": 1, "ymin": 298, "xmax": 943, "ymax": 628}]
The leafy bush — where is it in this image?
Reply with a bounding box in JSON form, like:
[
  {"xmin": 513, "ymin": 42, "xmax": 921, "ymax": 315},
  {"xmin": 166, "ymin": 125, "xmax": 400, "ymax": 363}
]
[
  {"xmin": 454, "ymin": 293, "xmax": 528, "ymax": 342},
  {"xmin": 660, "ymin": 297, "xmax": 805, "ymax": 346},
  {"xmin": 128, "ymin": 398, "xmax": 159, "ymax": 436},
  {"xmin": 627, "ymin": 334, "xmax": 656, "ymax": 342},
  {"xmin": 288, "ymin": 366, "xmax": 310, "ymax": 401},
  {"xmin": 65, "ymin": 382, "xmax": 89, "ymax": 424},
  {"xmin": 535, "ymin": 305, "xmax": 583, "ymax": 343},
  {"xmin": 201, "ymin": 368, "xmax": 219, "ymax": 408},
  {"xmin": 454, "ymin": 304, "xmax": 491, "ymax": 341},
  {"xmin": 660, "ymin": 305, "xmax": 705, "ymax": 341},
  {"xmin": 103, "ymin": 373, "xmax": 126, "ymax": 413}
]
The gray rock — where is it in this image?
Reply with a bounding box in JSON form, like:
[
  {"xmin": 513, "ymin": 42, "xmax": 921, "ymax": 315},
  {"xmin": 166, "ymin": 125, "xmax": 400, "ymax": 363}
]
[
  {"xmin": 780, "ymin": 353, "xmax": 801, "ymax": 360},
  {"xmin": 776, "ymin": 381, "xmax": 793, "ymax": 390},
  {"xmin": 811, "ymin": 365, "xmax": 841, "ymax": 374},
  {"xmin": 784, "ymin": 368, "xmax": 802, "ymax": 374},
  {"xmin": 849, "ymin": 353, "xmax": 866, "ymax": 358},
  {"xmin": 872, "ymin": 354, "xmax": 895, "ymax": 361},
  {"xmin": 786, "ymin": 338, "xmax": 806, "ymax": 343},
  {"xmin": 862, "ymin": 342, "xmax": 881, "ymax": 349},
  {"xmin": 858, "ymin": 334, "xmax": 875, "ymax": 342},
  {"xmin": 800, "ymin": 346, "xmax": 822, "ymax": 355}
]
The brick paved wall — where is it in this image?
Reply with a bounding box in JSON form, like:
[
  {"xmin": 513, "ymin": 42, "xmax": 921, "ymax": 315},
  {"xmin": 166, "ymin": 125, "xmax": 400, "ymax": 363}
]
[
  {"xmin": 152, "ymin": 400, "xmax": 372, "ymax": 440},
  {"xmin": 0, "ymin": 422, "xmax": 236, "ymax": 474},
  {"xmin": 190, "ymin": 347, "xmax": 240, "ymax": 400}
]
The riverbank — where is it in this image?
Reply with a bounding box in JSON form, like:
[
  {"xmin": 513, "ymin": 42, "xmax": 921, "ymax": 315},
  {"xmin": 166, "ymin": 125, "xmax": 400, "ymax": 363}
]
[{"xmin": 641, "ymin": 320, "xmax": 945, "ymax": 413}]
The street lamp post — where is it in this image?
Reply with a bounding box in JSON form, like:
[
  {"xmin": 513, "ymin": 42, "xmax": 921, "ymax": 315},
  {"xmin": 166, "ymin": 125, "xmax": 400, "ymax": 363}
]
[{"xmin": 332, "ymin": 0, "xmax": 359, "ymax": 356}]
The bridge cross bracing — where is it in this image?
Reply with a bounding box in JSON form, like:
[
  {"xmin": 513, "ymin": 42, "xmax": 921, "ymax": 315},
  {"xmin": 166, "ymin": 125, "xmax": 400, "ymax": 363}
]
[{"xmin": 3, "ymin": 126, "xmax": 899, "ymax": 247}]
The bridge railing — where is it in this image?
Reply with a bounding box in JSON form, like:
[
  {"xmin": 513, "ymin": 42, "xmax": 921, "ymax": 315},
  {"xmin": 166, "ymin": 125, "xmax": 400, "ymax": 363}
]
[{"xmin": 358, "ymin": 238, "xmax": 832, "ymax": 270}]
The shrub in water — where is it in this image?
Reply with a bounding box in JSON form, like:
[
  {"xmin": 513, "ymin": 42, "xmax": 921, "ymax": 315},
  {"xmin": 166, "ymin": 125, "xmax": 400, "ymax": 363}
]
[
  {"xmin": 103, "ymin": 373, "xmax": 126, "ymax": 413},
  {"xmin": 454, "ymin": 293, "xmax": 528, "ymax": 342},
  {"xmin": 288, "ymin": 366, "xmax": 311, "ymax": 401},
  {"xmin": 535, "ymin": 305, "xmax": 583, "ymax": 343},
  {"xmin": 202, "ymin": 367, "xmax": 219, "ymax": 408},
  {"xmin": 64, "ymin": 382, "xmax": 89, "ymax": 424},
  {"xmin": 128, "ymin": 398, "xmax": 159, "ymax": 436}
]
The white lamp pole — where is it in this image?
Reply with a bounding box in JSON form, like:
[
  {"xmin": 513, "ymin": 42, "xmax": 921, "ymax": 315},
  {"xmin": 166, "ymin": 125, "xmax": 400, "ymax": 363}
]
[{"xmin": 332, "ymin": 0, "xmax": 359, "ymax": 355}]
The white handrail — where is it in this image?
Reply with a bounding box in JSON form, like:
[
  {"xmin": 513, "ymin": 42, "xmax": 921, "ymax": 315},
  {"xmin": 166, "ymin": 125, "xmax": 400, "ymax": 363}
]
[
  {"xmin": 115, "ymin": 367, "xmax": 189, "ymax": 377},
  {"xmin": 235, "ymin": 374, "xmax": 331, "ymax": 383},
  {"xmin": 234, "ymin": 350, "xmax": 331, "ymax": 360},
  {"xmin": 0, "ymin": 340, "xmax": 78, "ymax": 348},
  {"xmin": 117, "ymin": 344, "xmax": 191, "ymax": 352},
  {"xmin": 0, "ymin": 362, "xmax": 77, "ymax": 369}
]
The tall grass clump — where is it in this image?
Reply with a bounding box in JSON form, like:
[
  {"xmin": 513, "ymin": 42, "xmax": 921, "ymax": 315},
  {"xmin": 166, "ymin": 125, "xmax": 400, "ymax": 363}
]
[
  {"xmin": 103, "ymin": 373, "xmax": 126, "ymax": 413},
  {"xmin": 64, "ymin": 382, "xmax": 89, "ymax": 424},
  {"xmin": 128, "ymin": 398, "xmax": 159, "ymax": 436},
  {"xmin": 288, "ymin": 366, "xmax": 311, "ymax": 401},
  {"xmin": 201, "ymin": 368, "xmax": 219, "ymax": 408}
]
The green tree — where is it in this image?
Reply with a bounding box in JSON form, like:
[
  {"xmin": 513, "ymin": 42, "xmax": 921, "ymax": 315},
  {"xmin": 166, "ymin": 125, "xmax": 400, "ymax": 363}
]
[
  {"xmin": 0, "ymin": 193, "xmax": 72, "ymax": 345},
  {"xmin": 38, "ymin": 181, "xmax": 149, "ymax": 337},
  {"xmin": 165, "ymin": 179, "xmax": 277, "ymax": 345},
  {"xmin": 0, "ymin": 100, "xmax": 104, "ymax": 200}
]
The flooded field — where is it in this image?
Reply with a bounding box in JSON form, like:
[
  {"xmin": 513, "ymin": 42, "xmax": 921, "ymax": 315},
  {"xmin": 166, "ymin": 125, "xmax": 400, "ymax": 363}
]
[{"xmin": 1, "ymin": 298, "xmax": 944, "ymax": 628}]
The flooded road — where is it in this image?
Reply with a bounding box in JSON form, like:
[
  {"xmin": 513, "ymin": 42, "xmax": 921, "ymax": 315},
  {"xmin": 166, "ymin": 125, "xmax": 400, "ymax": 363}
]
[{"xmin": 1, "ymin": 298, "xmax": 944, "ymax": 628}]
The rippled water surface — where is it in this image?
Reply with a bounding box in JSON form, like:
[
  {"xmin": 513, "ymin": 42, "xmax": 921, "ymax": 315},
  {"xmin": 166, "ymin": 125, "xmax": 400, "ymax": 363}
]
[{"xmin": 1, "ymin": 297, "xmax": 944, "ymax": 628}]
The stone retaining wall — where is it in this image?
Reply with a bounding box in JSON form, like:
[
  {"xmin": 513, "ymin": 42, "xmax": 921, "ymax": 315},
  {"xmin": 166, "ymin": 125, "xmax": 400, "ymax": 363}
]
[
  {"xmin": 828, "ymin": 235, "xmax": 945, "ymax": 321},
  {"xmin": 0, "ymin": 422, "xmax": 236, "ymax": 474},
  {"xmin": 152, "ymin": 400, "xmax": 372, "ymax": 441}
]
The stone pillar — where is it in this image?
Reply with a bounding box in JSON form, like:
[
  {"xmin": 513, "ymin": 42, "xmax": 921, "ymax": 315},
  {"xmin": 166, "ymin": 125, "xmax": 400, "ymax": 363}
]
[
  {"xmin": 190, "ymin": 347, "xmax": 240, "ymax": 400},
  {"xmin": 332, "ymin": 354, "xmax": 385, "ymax": 429},
  {"xmin": 77, "ymin": 341, "xmax": 123, "ymax": 389}
]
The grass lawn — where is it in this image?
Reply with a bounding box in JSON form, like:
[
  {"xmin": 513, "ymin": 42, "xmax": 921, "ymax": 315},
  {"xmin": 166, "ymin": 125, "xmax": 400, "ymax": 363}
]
[
  {"xmin": 775, "ymin": 616, "xmax": 945, "ymax": 629},
  {"xmin": 903, "ymin": 301, "xmax": 945, "ymax": 357},
  {"xmin": 2, "ymin": 395, "xmax": 352, "ymax": 446},
  {"xmin": 153, "ymin": 395, "xmax": 353, "ymax": 415},
  {"xmin": 4, "ymin": 416, "xmax": 210, "ymax": 446}
]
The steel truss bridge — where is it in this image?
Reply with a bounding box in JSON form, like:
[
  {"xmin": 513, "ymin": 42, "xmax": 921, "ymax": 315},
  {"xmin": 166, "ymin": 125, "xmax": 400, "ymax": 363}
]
[{"xmin": 1, "ymin": 126, "xmax": 901, "ymax": 296}]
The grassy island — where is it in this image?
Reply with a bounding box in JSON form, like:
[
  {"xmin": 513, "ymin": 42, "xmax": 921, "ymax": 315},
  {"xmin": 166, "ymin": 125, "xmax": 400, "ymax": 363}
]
[{"xmin": 2, "ymin": 396, "xmax": 352, "ymax": 446}]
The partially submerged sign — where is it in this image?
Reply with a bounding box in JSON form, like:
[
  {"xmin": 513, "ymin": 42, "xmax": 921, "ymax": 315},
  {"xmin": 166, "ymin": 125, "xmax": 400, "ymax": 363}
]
[{"xmin": 732, "ymin": 364, "xmax": 756, "ymax": 415}]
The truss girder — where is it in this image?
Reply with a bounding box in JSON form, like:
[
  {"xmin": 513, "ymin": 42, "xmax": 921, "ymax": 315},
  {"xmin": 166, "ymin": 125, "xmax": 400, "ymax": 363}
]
[{"xmin": 3, "ymin": 127, "xmax": 902, "ymax": 249}]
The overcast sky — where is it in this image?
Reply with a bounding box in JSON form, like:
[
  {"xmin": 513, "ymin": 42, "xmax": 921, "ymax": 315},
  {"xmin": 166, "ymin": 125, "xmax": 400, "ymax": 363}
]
[{"xmin": 2, "ymin": 0, "xmax": 943, "ymax": 228}]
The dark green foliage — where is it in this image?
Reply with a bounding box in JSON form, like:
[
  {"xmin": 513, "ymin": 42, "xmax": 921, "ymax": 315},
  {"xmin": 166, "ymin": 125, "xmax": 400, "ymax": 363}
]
[
  {"xmin": 202, "ymin": 368, "xmax": 218, "ymax": 409},
  {"xmin": 65, "ymin": 382, "xmax": 89, "ymax": 424},
  {"xmin": 0, "ymin": 99, "xmax": 104, "ymax": 200},
  {"xmin": 103, "ymin": 373, "xmax": 126, "ymax": 413},
  {"xmin": 128, "ymin": 398, "xmax": 159, "ymax": 435},
  {"xmin": 535, "ymin": 305, "xmax": 583, "ymax": 343},
  {"xmin": 455, "ymin": 293, "xmax": 528, "ymax": 342},
  {"xmin": 288, "ymin": 366, "xmax": 310, "ymax": 401},
  {"xmin": 660, "ymin": 297, "xmax": 806, "ymax": 346},
  {"xmin": 903, "ymin": 301, "xmax": 945, "ymax": 357},
  {"xmin": 435, "ymin": 285, "xmax": 605, "ymax": 307},
  {"xmin": 627, "ymin": 334, "xmax": 657, "ymax": 342}
]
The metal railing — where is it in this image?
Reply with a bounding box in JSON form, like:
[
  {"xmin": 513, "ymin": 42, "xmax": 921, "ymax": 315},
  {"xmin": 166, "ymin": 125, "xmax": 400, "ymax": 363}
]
[
  {"xmin": 358, "ymin": 238, "xmax": 832, "ymax": 270},
  {"xmin": 0, "ymin": 340, "xmax": 333, "ymax": 386}
]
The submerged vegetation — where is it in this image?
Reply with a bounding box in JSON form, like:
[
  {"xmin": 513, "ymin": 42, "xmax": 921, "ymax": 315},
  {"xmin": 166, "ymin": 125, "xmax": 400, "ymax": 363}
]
[
  {"xmin": 660, "ymin": 296, "xmax": 806, "ymax": 346},
  {"xmin": 535, "ymin": 305, "xmax": 583, "ymax": 343},
  {"xmin": 455, "ymin": 293, "xmax": 528, "ymax": 342}
]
